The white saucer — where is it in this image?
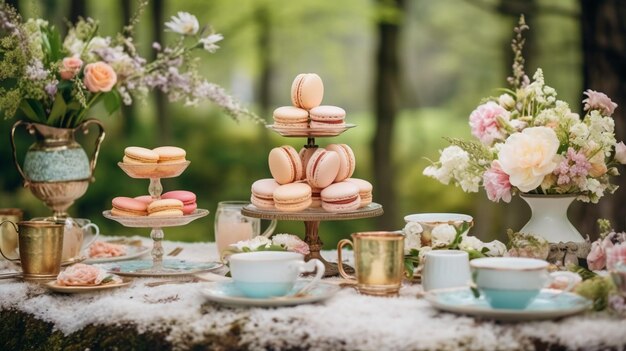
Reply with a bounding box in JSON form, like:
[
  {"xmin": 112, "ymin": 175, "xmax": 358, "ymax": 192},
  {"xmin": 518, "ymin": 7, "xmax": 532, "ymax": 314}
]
[
  {"xmin": 201, "ymin": 280, "xmax": 340, "ymax": 307},
  {"xmin": 425, "ymin": 287, "xmax": 592, "ymax": 321}
]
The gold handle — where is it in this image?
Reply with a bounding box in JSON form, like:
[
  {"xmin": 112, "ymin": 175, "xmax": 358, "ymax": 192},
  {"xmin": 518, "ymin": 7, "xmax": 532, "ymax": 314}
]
[
  {"xmin": 0, "ymin": 220, "xmax": 19, "ymax": 262},
  {"xmin": 77, "ymin": 119, "xmax": 106, "ymax": 182},
  {"xmin": 337, "ymin": 239, "xmax": 356, "ymax": 280},
  {"xmin": 10, "ymin": 120, "xmax": 33, "ymax": 186}
]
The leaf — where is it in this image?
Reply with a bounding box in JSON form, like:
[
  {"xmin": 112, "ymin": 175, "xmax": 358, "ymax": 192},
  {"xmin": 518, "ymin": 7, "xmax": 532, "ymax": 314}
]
[
  {"xmin": 403, "ymin": 260, "xmax": 415, "ymax": 279},
  {"xmin": 20, "ymin": 99, "xmax": 46, "ymax": 123},
  {"xmin": 102, "ymin": 90, "xmax": 121, "ymax": 115},
  {"xmin": 47, "ymin": 93, "xmax": 67, "ymax": 126}
]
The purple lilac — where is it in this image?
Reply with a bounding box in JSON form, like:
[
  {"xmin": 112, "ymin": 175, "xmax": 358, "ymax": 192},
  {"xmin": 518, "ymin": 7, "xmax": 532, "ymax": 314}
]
[{"xmin": 553, "ymin": 147, "xmax": 591, "ymax": 186}]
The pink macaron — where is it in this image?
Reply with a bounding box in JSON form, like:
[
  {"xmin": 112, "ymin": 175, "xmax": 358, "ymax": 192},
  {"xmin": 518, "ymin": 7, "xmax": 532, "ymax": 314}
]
[
  {"xmin": 299, "ymin": 146, "xmax": 318, "ymax": 173},
  {"xmin": 326, "ymin": 144, "xmax": 355, "ymax": 182},
  {"xmin": 111, "ymin": 196, "xmax": 148, "ymax": 216},
  {"xmin": 306, "ymin": 148, "xmax": 340, "ymax": 189},
  {"xmin": 268, "ymin": 145, "xmax": 304, "ymax": 185},
  {"xmin": 310, "ymin": 187, "xmax": 323, "ymax": 208},
  {"xmin": 291, "ymin": 73, "xmax": 324, "ymax": 110},
  {"xmin": 321, "ymin": 182, "xmax": 361, "ymax": 212},
  {"xmin": 273, "ymin": 183, "xmax": 312, "ymax": 212},
  {"xmin": 161, "ymin": 190, "xmax": 197, "ymax": 215},
  {"xmin": 250, "ymin": 178, "xmax": 280, "ymax": 209},
  {"xmin": 134, "ymin": 195, "xmax": 154, "ymax": 205},
  {"xmin": 309, "ymin": 105, "xmax": 346, "ymax": 128},
  {"xmin": 273, "ymin": 106, "xmax": 309, "ymax": 128},
  {"xmin": 346, "ymin": 178, "xmax": 373, "ymax": 208}
]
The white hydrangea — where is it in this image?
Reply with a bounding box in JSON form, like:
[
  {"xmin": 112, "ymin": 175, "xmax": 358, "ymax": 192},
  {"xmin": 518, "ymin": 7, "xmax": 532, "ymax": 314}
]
[
  {"xmin": 587, "ymin": 110, "xmax": 616, "ymax": 156},
  {"xmin": 570, "ymin": 122, "xmax": 590, "ymax": 147},
  {"xmin": 584, "ymin": 178, "xmax": 605, "ymax": 202},
  {"xmin": 459, "ymin": 235, "xmax": 483, "ymax": 251},
  {"xmin": 431, "ymin": 224, "xmax": 457, "ymax": 248},
  {"xmin": 423, "ymin": 146, "xmax": 472, "ymax": 187},
  {"xmin": 458, "ymin": 174, "xmax": 482, "ymax": 193}
]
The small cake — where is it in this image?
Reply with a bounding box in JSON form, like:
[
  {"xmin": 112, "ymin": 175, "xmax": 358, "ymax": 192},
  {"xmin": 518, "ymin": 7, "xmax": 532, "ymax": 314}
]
[
  {"xmin": 268, "ymin": 145, "xmax": 304, "ymax": 184},
  {"xmin": 273, "ymin": 183, "xmax": 312, "ymax": 212},
  {"xmin": 162, "ymin": 190, "xmax": 197, "ymax": 215},
  {"xmin": 291, "ymin": 73, "xmax": 324, "ymax": 110},
  {"xmin": 251, "ymin": 178, "xmax": 280, "ymax": 209},
  {"xmin": 273, "ymin": 106, "xmax": 309, "ymax": 128},
  {"xmin": 309, "ymin": 105, "xmax": 346, "ymax": 128},
  {"xmin": 326, "ymin": 144, "xmax": 355, "ymax": 182},
  {"xmin": 321, "ymin": 182, "xmax": 361, "ymax": 212},
  {"xmin": 147, "ymin": 199, "xmax": 184, "ymax": 217},
  {"xmin": 111, "ymin": 197, "xmax": 148, "ymax": 217},
  {"xmin": 346, "ymin": 178, "xmax": 373, "ymax": 208},
  {"xmin": 306, "ymin": 148, "xmax": 340, "ymax": 189}
]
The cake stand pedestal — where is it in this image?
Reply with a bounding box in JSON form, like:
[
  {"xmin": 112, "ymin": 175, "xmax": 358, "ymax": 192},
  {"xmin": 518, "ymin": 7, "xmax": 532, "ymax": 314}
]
[{"xmin": 242, "ymin": 203, "xmax": 383, "ymax": 277}]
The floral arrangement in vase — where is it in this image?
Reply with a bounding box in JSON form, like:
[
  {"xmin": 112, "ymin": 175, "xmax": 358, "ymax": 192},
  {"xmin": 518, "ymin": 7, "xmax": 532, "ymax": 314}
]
[
  {"xmin": 0, "ymin": 1, "xmax": 263, "ymax": 128},
  {"xmin": 423, "ymin": 15, "xmax": 623, "ymax": 204},
  {"xmin": 221, "ymin": 234, "xmax": 310, "ymax": 261}
]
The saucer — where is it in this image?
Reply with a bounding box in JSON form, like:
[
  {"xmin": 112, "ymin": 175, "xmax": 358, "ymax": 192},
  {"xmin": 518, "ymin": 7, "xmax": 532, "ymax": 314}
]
[
  {"xmin": 45, "ymin": 277, "xmax": 132, "ymax": 293},
  {"xmin": 98, "ymin": 259, "xmax": 223, "ymax": 277},
  {"xmin": 84, "ymin": 245, "xmax": 151, "ymax": 264},
  {"xmin": 201, "ymin": 280, "xmax": 340, "ymax": 307},
  {"xmin": 425, "ymin": 287, "xmax": 592, "ymax": 321}
]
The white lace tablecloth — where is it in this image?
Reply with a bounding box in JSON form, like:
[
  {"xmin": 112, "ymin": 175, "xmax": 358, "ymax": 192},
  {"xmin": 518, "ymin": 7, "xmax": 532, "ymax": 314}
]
[{"xmin": 1, "ymin": 236, "xmax": 626, "ymax": 351}]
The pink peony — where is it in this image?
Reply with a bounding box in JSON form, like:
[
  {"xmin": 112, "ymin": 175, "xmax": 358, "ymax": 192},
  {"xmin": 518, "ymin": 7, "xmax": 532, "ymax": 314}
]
[
  {"xmin": 469, "ymin": 101, "xmax": 510, "ymax": 145},
  {"xmin": 83, "ymin": 62, "xmax": 117, "ymax": 92},
  {"xmin": 271, "ymin": 234, "xmax": 310, "ymax": 255},
  {"xmin": 483, "ymin": 160, "xmax": 512, "ymax": 203},
  {"xmin": 615, "ymin": 142, "xmax": 626, "ymax": 164},
  {"xmin": 59, "ymin": 56, "xmax": 83, "ymax": 80},
  {"xmin": 583, "ymin": 89, "xmax": 618, "ymax": 116}
]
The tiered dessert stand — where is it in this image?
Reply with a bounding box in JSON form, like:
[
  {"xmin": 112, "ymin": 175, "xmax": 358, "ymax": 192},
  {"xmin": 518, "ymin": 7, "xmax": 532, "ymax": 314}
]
[
  {"xmin": 242, "ymin": 125, "xmax": 384, "ymax": 277},
  {"xmin": 102, "ymin": 162, "xmax": 220, "ymax": 277}
]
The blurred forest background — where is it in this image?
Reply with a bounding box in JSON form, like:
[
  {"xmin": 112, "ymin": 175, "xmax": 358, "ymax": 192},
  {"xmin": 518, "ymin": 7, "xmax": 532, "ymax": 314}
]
[{"xmin": 1, "ymin": 0, "xmax": 625, "ymax": 250}]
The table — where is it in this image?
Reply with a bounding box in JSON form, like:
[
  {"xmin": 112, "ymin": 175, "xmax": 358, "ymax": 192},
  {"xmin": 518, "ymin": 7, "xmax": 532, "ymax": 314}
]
[{"xmin": 1, "ymin": 237, "xmax": 626, "ymax": 351}]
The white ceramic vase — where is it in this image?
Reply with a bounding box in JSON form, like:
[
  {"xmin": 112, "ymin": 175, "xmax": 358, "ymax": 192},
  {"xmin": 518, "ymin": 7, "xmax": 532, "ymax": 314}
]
[{"xmin": 519, "ymin": 194, "xmax": 584, "ymax": 243}]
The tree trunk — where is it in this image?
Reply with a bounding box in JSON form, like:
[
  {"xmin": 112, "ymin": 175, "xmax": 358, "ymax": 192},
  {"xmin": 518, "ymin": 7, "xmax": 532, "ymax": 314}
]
[
  {"xmin": 120, "ymin": 0, "xmax": 137, "ymax": 138},
  {"xmin": 151, "ymin": 0, "xmax": 168, "ymax": 142},
  {"xmin": 255, "ymin": 5, "xmax": 272, "ymax": 148},
  {"xmin": 68, "ymin": 0, "xmax": 86, "ymax": 22},
  {"xmin": 372, "ymin": 0, "xmax": 406, "ymax": 229},
  {"xmin": 579, "ymin": 0, "xmax": 626, "ymax": 236}
]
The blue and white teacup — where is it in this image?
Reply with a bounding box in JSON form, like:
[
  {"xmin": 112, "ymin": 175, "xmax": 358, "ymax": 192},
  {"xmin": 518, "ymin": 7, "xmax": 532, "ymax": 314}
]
[
  {"xmin": 229, "ymin": 251, "xmax": 325, "ymax": 298},
  {"xmin": 470, "ymin": 257, "xmax": 577, "ymax": 309}
]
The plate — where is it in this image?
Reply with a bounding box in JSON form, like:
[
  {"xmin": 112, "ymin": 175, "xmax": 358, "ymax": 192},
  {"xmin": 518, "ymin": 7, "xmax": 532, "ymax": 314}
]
[
  {"xmin": 201, "ymin": 280, "xmax": 340, "ymax": 307},
  {"xmin": 267, "ymin": 124, "xmax": 356, "ymax": 137},
  {"xmin": 98, "ymin": 259, "xmax": 223, "ymax": 277},
  {"xmin": 45, "ymin": 277, "xmax": 132, "ymax": 293},
  {"xmin": 424, "ymin": 287, "xmax": 592, "ymax": 321},
  {"xmin": 84, "ymin": 245, "xmax": 151, "ymax": 264},
  {"xmin": 102, "ymin": 209, "xmax": 209, "ymax": 228}
]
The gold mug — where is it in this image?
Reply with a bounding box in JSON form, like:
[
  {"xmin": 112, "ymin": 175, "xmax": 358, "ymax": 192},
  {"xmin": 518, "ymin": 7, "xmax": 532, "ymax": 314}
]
[
  {"xmin": 337, "ymin": 231, "xmax": 405, "ymax": 296},
  {"xmin": 0, "ymin": 220, "xmax": 64, "ymax": 281},
  {"xmin": 0, "ymin": 208, "xmax": 23, "ymax": 260}
]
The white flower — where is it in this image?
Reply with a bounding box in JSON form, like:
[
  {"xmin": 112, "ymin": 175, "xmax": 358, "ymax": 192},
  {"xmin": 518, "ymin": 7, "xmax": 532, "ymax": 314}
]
[
  {"xmin": 498, "ymin": 94, "xmax": 515, "ymax": 109},
  {"xmin": 482, "ymin": 240, "xmax": 507, "ymax": 256},
  {"xmin": 165, "ymin": 12, "xmax": 199, "ymax": 35},
  {"xmin": 418, "ymin": 246, "xmax": 432, "ymax": 263},
  {"xmin": 88, "ymin": 36, "xmax": 112, "ymax": 53},
  {"xmin": 403, "ymin": 221, "xmax": 423, "ymax": 235},
  {"xmin": 570, "ymin": 122, "xmax": 590, "ymax": 147},
  {"xmin": 431, "ymin": 224, "xmax": 456, "ymax": 248},
  {"xmin": 615, "ymin": 142, "xmax": 626, "ymax": 164},
  {"xmin": 423, "ymin": 146, "xmax": 470, "ymax": 185},
  {"xmin": 498, "ymin": 127, "xmax": 560, "ymax": 192},
  {"xmin": 229, "ymin": 236, "xmax": 271, "ymax": 251},
  {"xmin": 200, "ymin": 33, "xmax": 223, "ymax": 53},
  {"xmin": 584, "ymin": 178, "xmax": 605, "ymax": 200},
  {"xmin": 459, "ymin": 235, "xmax": 483, "ymax": 251}
]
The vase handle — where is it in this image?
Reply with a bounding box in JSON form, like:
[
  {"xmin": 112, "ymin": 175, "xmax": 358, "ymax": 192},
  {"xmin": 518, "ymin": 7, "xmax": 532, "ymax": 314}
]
[
  {"xmin": 77, "ymin": 119, "xmax": 106, "ymax": 182},
  {"xmin": 10, "ymin": 120, "xmax": 35, "ymax": 186}
]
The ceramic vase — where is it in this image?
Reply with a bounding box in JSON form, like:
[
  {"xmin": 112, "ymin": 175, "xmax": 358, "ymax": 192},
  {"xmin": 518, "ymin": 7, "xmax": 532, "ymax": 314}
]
[{"xmin": 519, "ymin": 194, "xmax": 584, "ymax": 243}]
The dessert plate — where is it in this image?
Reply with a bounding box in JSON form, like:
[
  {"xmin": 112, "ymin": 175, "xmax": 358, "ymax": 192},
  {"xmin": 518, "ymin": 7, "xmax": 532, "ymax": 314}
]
[
  {"xmin": 98, "ymin": 259, "xmax": 223, "ymax": 277},
  {"xmin": 45, "ymin": 277, "xmax": 132, "ymax": 293},
  {"xmin": 102, "ymin": 209, "xmax": 209, "ymax": 228},
  {"xmin": 117, "ymin": 161, "xmax": 190, "ymax": 179},
  {"xmin": 201, "ymin": 280, "xmax": 340, "ymax": 307},
  {"xmin": 267, "ymin": 124, "xmax": 356, "ymax": 137},
  {"xmin": 425, "ymin": 287, "xmax": 592, "ymax": 321},
  {"xmin": 84, "ymin": 245, "xmax": 151, "ymax": 264}
]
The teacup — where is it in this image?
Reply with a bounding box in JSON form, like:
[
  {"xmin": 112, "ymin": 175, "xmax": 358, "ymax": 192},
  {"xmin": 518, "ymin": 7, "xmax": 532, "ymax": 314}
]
[
  {"xmin": 33, "ymin": 217, "xmax": 99, "ymax": 261},
  {"xmin": 404, "ymin": 213, "xmax": 473, "ymax": 247},
  {"xmin": 228, "ymin": 251, "xmax": 324, "ymax": 298},
  {"xmin": 470, "ymin": 257, "xmax": 577, "ymax": 309},
  {"xmin": 422, "ymin": 250, "xmax": 471, "ymax": 292}
]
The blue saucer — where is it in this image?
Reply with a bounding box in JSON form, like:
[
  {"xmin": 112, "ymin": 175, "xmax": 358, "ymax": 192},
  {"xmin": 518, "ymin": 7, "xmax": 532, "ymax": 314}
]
[
  {"xmin": 97, "ymin": 259, "xmax": 223, "ymax": 277},
  {"xmin": 425, "ymin": 287, "xmax": 591, "ymax": 321}
]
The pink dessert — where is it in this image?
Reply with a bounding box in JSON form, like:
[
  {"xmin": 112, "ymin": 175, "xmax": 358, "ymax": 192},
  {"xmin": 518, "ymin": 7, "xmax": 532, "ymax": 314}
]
[
  {"xmin": 134, "ymin": 195, "xmax": 154, "ymax": 204},
  {"xmin": 89, "ymin": 241, "xmax": 127, "ymax": 258},
  {"xmin": 111, "ymin": 197, "xmax": 148, "ymax": 216},
  {"xmin": 161, "ymin": 190, "xmax": 197, "ymax": 215},
  {"xmin": 321, "ymin": 181, "xmax": 361, "ymax": 212},
  {"xmin": 273, "ymin": 183, "xmax": 312, "ymax": 212},
  {"xmin": 268, "ymin": 145, "xmax": 304, "ymax": 184},
  {"xmin": 309, "ymin": 105, "xmax": 346, "ymax": 128},
  {"xmin": 306, "ymin": 148, "xmax": 340, "ymax": 189},
  {"xmin": 326, "ymin": 144, "xmax": 356, "ymax": 182},
  {"xmin": 251, "ymin": 178, "xmax": 280, "ymax": 209},
  {"xmin": 346, "ymin": 178, "xmax": 373, "ymax": 208}
]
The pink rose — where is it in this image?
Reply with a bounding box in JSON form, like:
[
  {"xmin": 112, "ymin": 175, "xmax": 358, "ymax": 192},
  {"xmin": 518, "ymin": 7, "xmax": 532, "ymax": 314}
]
[
  {"xmin": 56, "ymin": 263, "xmax": 106, "ymax": 286},
  {"xmin": 469, "ymin": 101, "xmax": 510, "ymax": 145},
  {"xmin": 483, "ymin": 160, "xmax": 512, "ymax": 203},
  {"xmin": 583, "ymin": 89, "xmax": 618, "ymax": 116},
  {"xmin": 271, "ymin": 234, "xmax": 310, "ymax": 255},
  {"xmin": 587, "ymin": 241, "xmax": 607, "ymax": 271},
  {"xmin": 59, "ymin": 56, "xmax": 83, "ymax": 80},
  {"xmin": 615, "ymin": 142, "xmax": 626, "ymax": 164},
  {"xmin": 83, "ymin": 62, "xmax": 117, "ymax": 93}
]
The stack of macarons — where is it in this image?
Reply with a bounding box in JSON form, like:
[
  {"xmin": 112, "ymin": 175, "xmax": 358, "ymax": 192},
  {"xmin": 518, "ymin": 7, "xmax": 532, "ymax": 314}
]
[
  {"xmin": 110, "ymin": 190, "xmax": 197, "ymax": 217},
  {"xmin": 122, "ymin": 146, "xmax": 187, "ymax": 176},
  {"xmin": 272, "ymin": 73, "xmax": 346, "ymax": 129},
  {"xmin": 251, "ymin": 142, "xmax": 373, "ymax": 213}
]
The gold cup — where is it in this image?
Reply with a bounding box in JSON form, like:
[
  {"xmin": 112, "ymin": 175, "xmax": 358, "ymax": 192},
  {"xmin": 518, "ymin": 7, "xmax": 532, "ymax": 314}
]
[
  {"xmin": 0, "ymin": 220, "xmax": 64, "ymax": 281},
  {"xmin": 0, "ymin": 208, "xmax": 23, "ymax": 260},
  {"xmin": 337, "ymin": 231, "xmax": 404, "ymax": 296}
]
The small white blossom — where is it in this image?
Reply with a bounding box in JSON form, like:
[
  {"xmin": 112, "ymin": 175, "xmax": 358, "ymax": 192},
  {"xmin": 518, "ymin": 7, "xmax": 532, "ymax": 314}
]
[
  {"xmin": 459, "ymin": 235, "xmax": 483, "ymax": 251},
  {"xmin": 498, "ymin": 94, "xmax": 515, "ymax": 109},
  {"xmin": 165, "ymin": 12, "xmax": 199, "ymax": 35},
  {"xmin": 483, "ymin": 240, "xmax": 507, "ymax": 256},
  {"xmin": 230, "ymin": 236, "xmax": 271, "ymax": 251},
  {"xmin": 200, "ymin": 33, "xmax": 223, "ymax": 53},
  {"xmin": 431, "ymin": 224, "xmax": 456, "ymax": 248}
]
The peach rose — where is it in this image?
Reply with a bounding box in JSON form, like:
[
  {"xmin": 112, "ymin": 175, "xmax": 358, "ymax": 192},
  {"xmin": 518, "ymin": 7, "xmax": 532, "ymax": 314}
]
[
  {"xmin": 56, "ymin": 263, "xmax": 107, "ymax": 286},
  {"xmin": 59, "ymin": 56, "xmax": 83, "ymax": 80},
  {"xmin": 83, "ymin": 61, "xmax": 117, "ymax": 93}
]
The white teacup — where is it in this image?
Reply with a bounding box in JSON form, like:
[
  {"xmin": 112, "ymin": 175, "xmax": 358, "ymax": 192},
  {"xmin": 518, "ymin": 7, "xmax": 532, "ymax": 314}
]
[
  {"xmin": 33, "ymin": 217, "xmax": 99, "ymax": 261},
  {"xmin": 422, "ymin": 250, "xmax": 470, "ymax": 292},
  {"xmin": 229, "ymin": 251, "xmax": 324, "ymax": 298},
  {"xmin": 471, "ymin": 257, "xmax": 577, "ymax": 309}
]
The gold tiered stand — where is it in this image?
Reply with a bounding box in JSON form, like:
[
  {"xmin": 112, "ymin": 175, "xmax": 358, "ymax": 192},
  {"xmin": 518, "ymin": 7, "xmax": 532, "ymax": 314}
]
[{"xmin": 242, "ymin": 125, "xmax": 384, "ymax": 277}]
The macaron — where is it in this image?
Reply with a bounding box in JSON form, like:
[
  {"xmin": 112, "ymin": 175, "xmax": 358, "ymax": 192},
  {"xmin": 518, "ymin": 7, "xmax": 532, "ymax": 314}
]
[
  {"xmin": 273, "ymin": 183, "xmax": 312, "ymax": 212},
  {"xmin": 309, "ymin": 105, "xmax": 346, "ymax": 128},
  {"xmin": 346, "ymin": 178, "xmax": 373, "ymax": 208},
  {"xmin": 326, "ymin": 144, "xmax": 355, "ymax": 182},
  {"xmin": 111, "ymin": 196, "xmax": 148, "ymax": 216},
  {"xmin": 306, "ymin": 148, "xmax": 340, "ymax": 189},
  {"xmin": 268, "ymin": 145, "xmax": 304, "ymax": 185},
  {"xmin": 153, "ymin": 146, "xmax": 186, "ymax": 164},
  {"xmin": 321, "ymin": 182, "xmax": 361, "ymax": 213},
  {"xmin": 299, "ymin": 146, "xmax": 318, "ymax": 173},
  {"xmin": 134, "ymin": 195, "xmax": 154, "ymax": 205},
  {"xmin": 310, "ymin": 187, "xmax": 323, "ymax": 208},
  {"xmin": 123, "ymin": 147, "xmax": 159, "ymax": 164},
  {"xmin": 250, "ymin": 178, "xmax": 280, "ymax": 209},
  {"xmin": 147, "ymin": 199, "xmax": 184, "ymax": 217},
  {"xmin": 291, "ymin": 73, "xmax": 324, "ymax": 110},
  {"xmin": 273, "ymin": 106, "xmax": 309, "ymax": 128},
  {"xmin": 161, "ymin": 190, "xmax": 197, "ymax": 215}
]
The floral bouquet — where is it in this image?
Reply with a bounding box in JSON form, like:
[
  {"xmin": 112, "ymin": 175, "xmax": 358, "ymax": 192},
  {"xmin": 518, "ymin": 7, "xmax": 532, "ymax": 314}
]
[
  {"xmin": 423, "ymin": 16, "xmax": 623, "ymax": 204},
  {"xmin": 587, "ymin": 219, "xmax": 626, "ymax": 271},
  {"xmin": 221, "ymin": 234, "xmax": 310, "ymax": 262},
  {"xmin": 0, "ymin": 1, "xmax": 262, "ymax": 128}
]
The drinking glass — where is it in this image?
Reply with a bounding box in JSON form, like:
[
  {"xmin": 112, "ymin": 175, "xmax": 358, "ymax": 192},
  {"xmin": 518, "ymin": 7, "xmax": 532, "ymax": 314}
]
[{"xmin": 214, "ymin": 201, "xmax": 276, "ymax": 256}]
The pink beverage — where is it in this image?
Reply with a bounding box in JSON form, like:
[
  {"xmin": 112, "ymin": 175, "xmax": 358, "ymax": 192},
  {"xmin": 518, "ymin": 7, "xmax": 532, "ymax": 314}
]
[{"xmin": 215, "ymin": 221, "xmax": 255, "ymax": 254}]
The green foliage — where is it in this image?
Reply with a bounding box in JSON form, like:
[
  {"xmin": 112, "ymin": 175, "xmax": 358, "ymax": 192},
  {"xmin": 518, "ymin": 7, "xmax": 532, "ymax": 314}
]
[{"xmin": 574, "ymin": 276, "xmax": 616, "ymax": 311}]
